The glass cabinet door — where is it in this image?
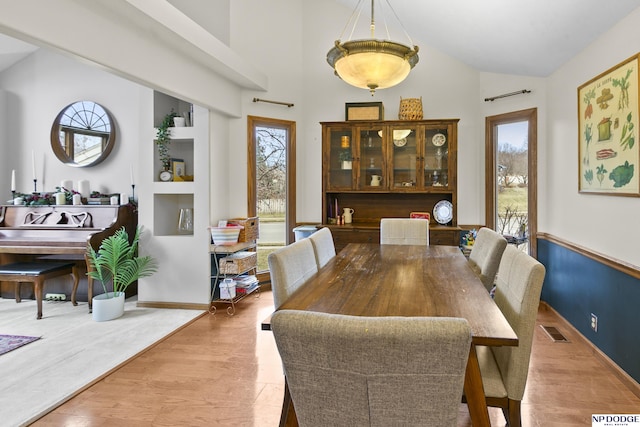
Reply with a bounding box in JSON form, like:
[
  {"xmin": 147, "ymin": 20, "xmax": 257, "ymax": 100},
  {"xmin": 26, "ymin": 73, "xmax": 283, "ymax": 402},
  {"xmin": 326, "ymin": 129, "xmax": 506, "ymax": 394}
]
[
  {"xmin": 359, "ymin": 128, "xmax": 384, "ymax": 189},
  {"xmin": 327, "ymin": 127, "xmax": 354, "ymax": 190},
  {"xmin": 390, "ymin": 126, "xmax": 418, "ymax": 189},
  {"xmin": 423, "ymin": 127, "xmax": 450, "ymax": 188}
]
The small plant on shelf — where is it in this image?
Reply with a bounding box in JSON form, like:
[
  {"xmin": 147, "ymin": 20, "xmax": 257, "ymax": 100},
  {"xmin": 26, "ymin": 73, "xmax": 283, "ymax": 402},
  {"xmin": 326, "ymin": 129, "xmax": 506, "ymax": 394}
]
[
  {"xmin": 338, "ymin": 149, "xmax": 352, "ymax": 169},
  {"xmin": 156, "ymin": 110, "xmax": 178, "ymax": 171},
  {"xmin": 13, "ymin": 187, "xmax": 80, "ymax": 205}
]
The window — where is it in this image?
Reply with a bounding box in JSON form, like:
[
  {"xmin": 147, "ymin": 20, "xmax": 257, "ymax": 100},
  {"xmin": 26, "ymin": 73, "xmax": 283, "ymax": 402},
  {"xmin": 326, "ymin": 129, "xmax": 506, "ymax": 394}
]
[
  {"xmin": 485, "ymin": 108, "xmax": 537, "ymax": 256},
  {"xmin": 247, "ymin": 116, "xmax": 296, "ymax": 277}
]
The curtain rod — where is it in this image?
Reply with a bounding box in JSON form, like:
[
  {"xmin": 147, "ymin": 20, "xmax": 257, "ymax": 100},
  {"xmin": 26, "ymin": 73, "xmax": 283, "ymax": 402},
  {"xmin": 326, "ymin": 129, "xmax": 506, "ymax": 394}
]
[
  {"xmin": 252, "ymin": 97, "xmax": 294, "ymax": 108},
  {"xmin": 484, "ymin": 89, "xmax": 531, "ymax": 102}
]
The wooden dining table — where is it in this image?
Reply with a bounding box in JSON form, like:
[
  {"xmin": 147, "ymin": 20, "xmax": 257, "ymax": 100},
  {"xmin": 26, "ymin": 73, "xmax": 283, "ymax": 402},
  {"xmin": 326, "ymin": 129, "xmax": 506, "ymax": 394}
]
[{"xmin": 266, "ymin": 243, "xmax": 518, "ymax": 427}]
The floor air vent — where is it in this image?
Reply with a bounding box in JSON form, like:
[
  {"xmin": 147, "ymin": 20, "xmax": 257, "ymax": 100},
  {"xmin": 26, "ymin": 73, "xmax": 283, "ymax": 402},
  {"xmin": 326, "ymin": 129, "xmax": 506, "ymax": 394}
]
[{"xmin": 540, "ymin": 325, "xmax": 570, "ymax": 343}]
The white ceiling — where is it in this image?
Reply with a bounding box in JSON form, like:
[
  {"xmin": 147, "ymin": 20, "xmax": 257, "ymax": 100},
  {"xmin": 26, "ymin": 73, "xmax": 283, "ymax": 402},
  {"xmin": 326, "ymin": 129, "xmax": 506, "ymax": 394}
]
[
  {"xmin": 1, "ymin": 1, "xmax": 639, "ymax": 77},
  {"xmin": 335, "ymin": 0, "xmax": 640, "ymax": 76},
  {"xmin": 0, "ymin": 33, "xmax": 37, "ymax": 73}
]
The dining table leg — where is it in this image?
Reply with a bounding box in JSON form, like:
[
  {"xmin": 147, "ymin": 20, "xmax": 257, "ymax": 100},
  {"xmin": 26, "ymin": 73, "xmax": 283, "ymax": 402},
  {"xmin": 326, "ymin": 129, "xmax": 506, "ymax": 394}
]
[
  {"xmin": 279, "ymin": 378, "xmax": 299, "ymax": 427},
  {"xmin": 464, "ymin": 344, "xmax": 491, "ymax": 427}
]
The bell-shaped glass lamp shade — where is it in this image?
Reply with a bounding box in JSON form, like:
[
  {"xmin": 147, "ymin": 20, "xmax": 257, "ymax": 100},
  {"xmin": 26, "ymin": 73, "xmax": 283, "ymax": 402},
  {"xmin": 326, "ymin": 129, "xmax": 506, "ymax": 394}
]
[
  {"xmin": 378, "ymin": 129, "xmax": 413, "ymax": 140},
  {"xmin": 327, "ymin": 40, "xmax": 419, "ymax": 95}
]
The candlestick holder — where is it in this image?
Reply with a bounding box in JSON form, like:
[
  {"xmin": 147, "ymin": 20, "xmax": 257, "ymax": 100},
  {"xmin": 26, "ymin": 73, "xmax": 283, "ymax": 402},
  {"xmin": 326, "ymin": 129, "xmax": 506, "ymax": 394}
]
[
  {"xmin": 11, "ymin": 190, "xmax": 15, "ymax": 201},
  {"xmin": 131, "ymin": 184, "xmax": 136, "ymax": 202},
  {"xmin": 33, "ymin": 179, "xmax": 38, "ymax": 193}
]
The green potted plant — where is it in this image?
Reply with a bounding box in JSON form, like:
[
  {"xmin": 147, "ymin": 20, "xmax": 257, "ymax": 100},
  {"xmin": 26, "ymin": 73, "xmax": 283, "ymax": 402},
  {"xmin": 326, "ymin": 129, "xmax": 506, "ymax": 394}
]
[
  {"xmin": 156, "ymin": 110, "xmax": 178, "ymax": 173},
  {"xmin": 339, "ymin": 149, "xmax": 352, "ymax": 169},
  {"xmin": 87, "ymin": 226, "xmax": 157, "ymax": 321}
]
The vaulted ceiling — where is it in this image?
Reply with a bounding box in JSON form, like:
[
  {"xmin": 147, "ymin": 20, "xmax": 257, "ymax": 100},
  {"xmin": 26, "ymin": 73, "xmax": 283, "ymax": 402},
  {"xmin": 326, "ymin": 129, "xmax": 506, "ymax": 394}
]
[
  {"xmin": 0, "ymin": 33, "xmax": 37, "ymax": 73},
  {"xmin": 1, "ymin": 1, "xmax": 639, "ymax": 77},
  {"xmin": 334, "ymin": 0, "xmax": 640, "ymax": 76}
]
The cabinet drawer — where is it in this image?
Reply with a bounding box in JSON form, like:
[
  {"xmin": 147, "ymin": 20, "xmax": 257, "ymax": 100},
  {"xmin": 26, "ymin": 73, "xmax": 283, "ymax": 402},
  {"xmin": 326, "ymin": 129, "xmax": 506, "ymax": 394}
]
[
  {"xmin": 430, "ymin": 230, "xmax": 459, "ymax": 246},
  {"xmin": 332, "ymin": 228, "xmax": 380, "ymax": 252},
  {"xmin": 331, "ymin": 227, "xmax": 458, "ymax": 248}
]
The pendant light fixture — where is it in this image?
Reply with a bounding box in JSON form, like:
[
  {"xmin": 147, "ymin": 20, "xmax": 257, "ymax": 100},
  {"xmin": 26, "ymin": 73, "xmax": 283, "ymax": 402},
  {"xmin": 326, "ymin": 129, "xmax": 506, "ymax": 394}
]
[{"xmin": 327, "ymin": 0, "xmax": 419, "ymax": 96}]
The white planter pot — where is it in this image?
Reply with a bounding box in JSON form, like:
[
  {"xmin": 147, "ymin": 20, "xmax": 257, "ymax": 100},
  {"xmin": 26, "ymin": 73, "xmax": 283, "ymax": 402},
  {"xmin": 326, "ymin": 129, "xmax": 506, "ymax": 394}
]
[{"xmin": 92, "ymin": 292, "xmax": 125, "ymax": 322}]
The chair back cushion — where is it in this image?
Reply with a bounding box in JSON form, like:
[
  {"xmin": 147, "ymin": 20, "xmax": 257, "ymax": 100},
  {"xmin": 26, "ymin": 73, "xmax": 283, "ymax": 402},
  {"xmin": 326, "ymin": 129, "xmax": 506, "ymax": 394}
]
[
  {"xmin": 308, "ymin": 227, "xmax": 336, "ymax": 269},
  {"xmin": 268, "ymin": 239, "xmax": 318, "ymax": 309},
  {"xmin": 491, "ymin": 245, "xmax": 546, "ymax": 400},
  {"xmin": 468, "ymin": 227, "xmax": 508, "ymax": 291},
  {"xmin": 272, "ymin": 310, "xmax": 471, "ymax": 427},
  {"xmin": 380, "ymin": 218, "xmax": 429, "ymax": 245}
]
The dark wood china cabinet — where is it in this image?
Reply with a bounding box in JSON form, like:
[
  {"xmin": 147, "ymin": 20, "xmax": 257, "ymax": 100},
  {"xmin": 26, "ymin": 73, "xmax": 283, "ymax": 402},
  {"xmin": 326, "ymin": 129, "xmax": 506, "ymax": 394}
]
[{"xmin": 321, "ymin": 119, "xmax": 461, "ymax": 252}]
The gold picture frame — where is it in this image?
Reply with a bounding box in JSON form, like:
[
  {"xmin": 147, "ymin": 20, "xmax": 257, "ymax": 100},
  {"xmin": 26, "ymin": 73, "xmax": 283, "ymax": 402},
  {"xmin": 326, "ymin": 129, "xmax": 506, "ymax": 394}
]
[
  {"xmin": 578, "ymin": 53, "xmax": 640, "ymax": 196},
  {"xmin": 171, "ymin": 158, "xmax": 185, "ymax": 179},
  {"xmin": 345, "ymin": 102, "xmax": 384, "ymax": 121}
]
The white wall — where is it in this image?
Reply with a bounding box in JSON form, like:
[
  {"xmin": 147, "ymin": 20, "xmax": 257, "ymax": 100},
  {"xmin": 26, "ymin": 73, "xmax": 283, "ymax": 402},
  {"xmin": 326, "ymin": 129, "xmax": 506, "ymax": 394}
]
[
  {"xmin": 229, "ymin": 0, "xmax": 484, "ymax": 225},
  {"xmin": 223, "ymin": 0, "xmax": 640, "ymax": 272},
  {"xmin": 168, "ymin": 0, "xmax": 230, "ymax": 46},
  {"xmin": 477, "ymin": 72, "xmax": 548, "ymax": 225},
  {"xmin": 0, "ymin": 49, "xmax": 142, "ymax": 198},
  {"xmin": 209, "ymin": 110, "xmax": 232, "ymax": 223},
  {"xmin": 0, "ymin": 0, "xmax": 556, "ymax": 233},
  {"xmin": 0, "ymin": 90, "xmax": 6, "ymax": 189},
  {"xmin": 226, "ymin": 0, "xmax": 305, "ymax": 219},
  {"xmin": 2, "ymin": 0, "xmax": 638, "ymax": 298},
  {"xmin": 545, "ymin": 8, "xmax": 640, "ymax": 266},
  {"xmin": 0, "ymin": 0, "xmax": 258, "ymax": 118}
]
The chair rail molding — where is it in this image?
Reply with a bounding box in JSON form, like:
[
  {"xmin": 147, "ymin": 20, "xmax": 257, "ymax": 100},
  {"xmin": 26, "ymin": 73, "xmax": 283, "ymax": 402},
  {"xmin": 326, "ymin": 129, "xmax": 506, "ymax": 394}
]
[{"xmin": 537, "ymin": 233, "xmax": 640, "ymax": 280}]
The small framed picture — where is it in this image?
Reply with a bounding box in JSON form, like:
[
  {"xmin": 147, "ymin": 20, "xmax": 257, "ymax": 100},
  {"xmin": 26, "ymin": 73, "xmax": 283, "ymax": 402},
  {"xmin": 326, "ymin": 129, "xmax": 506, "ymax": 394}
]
[
  {"xmin": 410, "ymin": 212, "xmax": 430, "ymax": 221},
  {"xmin": 345, "ymin": 102, "xmax": 384, "ymax": 121},
  {"xmin": 171, "ymin": 158, "xmax": 185, "ymax": 177}
]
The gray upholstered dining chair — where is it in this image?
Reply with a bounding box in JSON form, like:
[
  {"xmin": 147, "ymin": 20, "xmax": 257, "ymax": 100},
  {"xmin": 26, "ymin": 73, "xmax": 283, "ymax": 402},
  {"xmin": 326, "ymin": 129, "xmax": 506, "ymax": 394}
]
[
  {"xmin": 308, "ymin": 227, "xmax": 336, "ymax": 269},
  {"xmin": 272, "ymin": 310, "xmax": 472, "ymax": 427},
  {"xmin": 267, "ymin": 238, "xmax": 318, "ymax": 309},
  {"xmin": 380, "ymin": 218, "xmax": 429, "ymax": 245},
  {"xmin": 473, "ymin": 245, "xmax": 546, "ymax": 427},
  {"xmin": 468, "ymin": 227, "xmax": 508, "ymax": 291}
]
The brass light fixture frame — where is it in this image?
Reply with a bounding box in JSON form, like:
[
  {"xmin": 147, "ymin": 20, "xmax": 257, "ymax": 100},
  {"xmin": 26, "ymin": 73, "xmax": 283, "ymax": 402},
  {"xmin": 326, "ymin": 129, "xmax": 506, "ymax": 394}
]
[{"xmin": 326, "ymin": 0, "xmax": 419, "ymax": 95}]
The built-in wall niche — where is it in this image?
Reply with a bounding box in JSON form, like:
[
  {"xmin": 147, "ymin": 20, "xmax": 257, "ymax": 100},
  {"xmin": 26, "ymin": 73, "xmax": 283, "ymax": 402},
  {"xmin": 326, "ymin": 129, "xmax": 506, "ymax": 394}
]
[
  {"xmin": 139, "ymin": 89, "xmax": 209, "ymax": 306},
  {"xmin": 153, "ymin": 91, "xmax": 193, "ymax": 127},
  {"xmin": 153, "ymin": 130, "xmax": 195, "ymax": 181},
  {"xmin": 153, "ymin": 193, "xmax": 194, "ymax": 236},
  {"xmin": 153, "ymin": 91, "xmax": 195, "ymax": 182}
]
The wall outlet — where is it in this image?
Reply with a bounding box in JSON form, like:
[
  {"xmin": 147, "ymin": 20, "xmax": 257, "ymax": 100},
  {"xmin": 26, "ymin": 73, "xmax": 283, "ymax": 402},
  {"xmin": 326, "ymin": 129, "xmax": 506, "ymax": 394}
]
[
  {"xmin": 590, "ymin": 313, "xmax": 598, "ymax": 332},
  {"xmin": 45, "ymin": 293, "xmax": 66, "ymax": 301}
]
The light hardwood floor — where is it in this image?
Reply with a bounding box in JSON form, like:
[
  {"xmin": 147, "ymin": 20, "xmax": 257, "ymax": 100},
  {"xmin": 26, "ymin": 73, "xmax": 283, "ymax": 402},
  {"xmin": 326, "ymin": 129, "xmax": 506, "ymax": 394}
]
[{"xmin": 32, "ymin": 289, "xmax": 640, "ymax": 426}]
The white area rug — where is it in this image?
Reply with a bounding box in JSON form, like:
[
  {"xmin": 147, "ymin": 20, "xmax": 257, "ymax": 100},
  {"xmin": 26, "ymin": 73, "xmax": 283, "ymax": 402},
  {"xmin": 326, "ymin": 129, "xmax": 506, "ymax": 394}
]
[{"xmin": 0, "ymin": 297, "xmax": 204, "ymax": 426}]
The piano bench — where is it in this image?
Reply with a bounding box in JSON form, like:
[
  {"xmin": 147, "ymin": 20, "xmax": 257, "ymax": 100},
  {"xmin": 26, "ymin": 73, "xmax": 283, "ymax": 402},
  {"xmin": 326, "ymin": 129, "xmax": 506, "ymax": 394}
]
[
  {"xmin": 38, "ymin": 255, "xmax": 88, "ymax": 310},
  {"xmin": 0, "ymin": 262, "xmax": 78, "ymax": 320}
]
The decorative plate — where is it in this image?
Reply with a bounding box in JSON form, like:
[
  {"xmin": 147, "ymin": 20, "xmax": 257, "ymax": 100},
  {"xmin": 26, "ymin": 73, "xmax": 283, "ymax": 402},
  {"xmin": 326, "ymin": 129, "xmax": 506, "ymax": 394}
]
[
  {"xmin": 393, "ymin": 138, "xmax": 407, "ymax": 147},
  {"xmin": 432, "ymin": 133, "xmax": 446, "ymax": 146},
  {"xmin": 433, "ymin": 200, "xmax": 453, "ymax": 224}
]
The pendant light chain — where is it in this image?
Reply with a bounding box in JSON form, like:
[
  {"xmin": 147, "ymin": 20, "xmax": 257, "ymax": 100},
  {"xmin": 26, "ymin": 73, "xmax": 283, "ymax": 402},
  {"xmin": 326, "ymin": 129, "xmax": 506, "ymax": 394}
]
[
  {"xmin": 338, "ymin": 0, "xmax": 366, "ymax": 42},
  {"xmin": 383, "ymin": 0, "xmax": 415, "ymax": 46},
  {"xmin": 370, "ymin": 0, "xmax": 375, "ymax": 38}
]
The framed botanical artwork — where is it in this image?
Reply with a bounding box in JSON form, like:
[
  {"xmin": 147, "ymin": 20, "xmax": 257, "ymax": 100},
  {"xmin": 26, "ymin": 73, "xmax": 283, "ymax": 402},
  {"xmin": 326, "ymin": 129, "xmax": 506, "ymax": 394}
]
[{"xmin": 578, "ymin": 53, "xmax": 640, "ymax": 196}]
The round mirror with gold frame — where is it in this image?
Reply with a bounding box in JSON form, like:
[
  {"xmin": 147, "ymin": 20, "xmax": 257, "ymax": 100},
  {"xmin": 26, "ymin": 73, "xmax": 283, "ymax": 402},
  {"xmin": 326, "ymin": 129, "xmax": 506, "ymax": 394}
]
[{"xmin": 50, "ymin": 101, "xmax": 116, "ymax": 167}]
